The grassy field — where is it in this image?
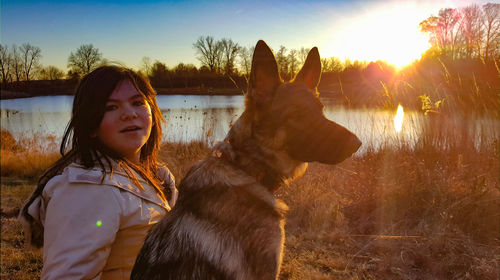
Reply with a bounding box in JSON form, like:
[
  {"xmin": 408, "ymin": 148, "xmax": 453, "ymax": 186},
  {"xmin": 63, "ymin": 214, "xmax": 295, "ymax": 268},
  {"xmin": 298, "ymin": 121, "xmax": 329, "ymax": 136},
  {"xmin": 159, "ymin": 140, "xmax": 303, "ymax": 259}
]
[{"xmin": 1, "ymin": 117, "xmax": 499, "ymax": 279}]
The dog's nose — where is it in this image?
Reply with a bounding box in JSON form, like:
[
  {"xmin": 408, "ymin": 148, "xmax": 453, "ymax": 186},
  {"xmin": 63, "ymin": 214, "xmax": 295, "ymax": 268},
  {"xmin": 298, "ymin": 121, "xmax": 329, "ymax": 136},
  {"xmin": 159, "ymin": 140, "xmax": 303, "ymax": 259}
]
[{"xmin": 345, "ymin": 135, "xmax": 362, "ymax": 157}]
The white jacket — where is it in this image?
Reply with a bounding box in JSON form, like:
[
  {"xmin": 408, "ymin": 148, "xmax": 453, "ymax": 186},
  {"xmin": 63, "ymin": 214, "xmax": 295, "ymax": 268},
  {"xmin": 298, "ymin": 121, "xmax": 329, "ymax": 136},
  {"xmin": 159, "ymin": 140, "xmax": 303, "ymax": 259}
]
[{"xmin": 23, "ymin": 161, "xmax": 176, "ymax": 280}]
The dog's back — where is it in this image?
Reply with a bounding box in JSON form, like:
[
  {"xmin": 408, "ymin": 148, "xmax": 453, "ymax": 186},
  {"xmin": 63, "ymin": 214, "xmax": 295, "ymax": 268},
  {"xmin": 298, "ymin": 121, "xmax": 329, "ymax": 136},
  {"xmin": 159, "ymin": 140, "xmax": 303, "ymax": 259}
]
[
  {"xmin": 132, "ymin": 40, "xmax": 361, "ymax": 280},
  {"xmin": 132, "ymin": 156, "xmax": 287, "ymax": 279}
]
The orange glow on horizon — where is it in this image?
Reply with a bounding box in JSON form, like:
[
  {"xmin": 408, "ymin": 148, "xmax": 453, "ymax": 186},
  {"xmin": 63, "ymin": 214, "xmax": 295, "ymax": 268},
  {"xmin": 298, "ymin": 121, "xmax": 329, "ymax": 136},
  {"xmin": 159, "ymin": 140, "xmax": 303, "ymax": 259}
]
[{"xmin": 321, "ymin": 3, "xmax": 432, "ymax": 69}]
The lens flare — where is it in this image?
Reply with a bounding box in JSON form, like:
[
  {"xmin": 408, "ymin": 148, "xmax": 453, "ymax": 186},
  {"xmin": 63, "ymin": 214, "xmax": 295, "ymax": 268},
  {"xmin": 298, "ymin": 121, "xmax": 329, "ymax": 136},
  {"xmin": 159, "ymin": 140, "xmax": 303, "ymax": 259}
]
[{"xmin": 394, "ymin": 104, "xmax": 404, "ymax": 133}]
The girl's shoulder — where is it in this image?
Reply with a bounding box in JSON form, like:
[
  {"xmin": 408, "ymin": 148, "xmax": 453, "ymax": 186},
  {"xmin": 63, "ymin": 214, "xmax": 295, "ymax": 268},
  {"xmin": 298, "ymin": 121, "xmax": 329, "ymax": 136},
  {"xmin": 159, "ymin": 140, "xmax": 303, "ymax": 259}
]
[
  {"xmin": 157, "ymin": 164, "xmax": 175, "ymax": 183},
  {"xmin": 44, "ymin": 161, "xmax": 170, "ymax": 210},
  {"xmin": 42, "ymin": 162, "xmax": 111, "ymax": 198}
]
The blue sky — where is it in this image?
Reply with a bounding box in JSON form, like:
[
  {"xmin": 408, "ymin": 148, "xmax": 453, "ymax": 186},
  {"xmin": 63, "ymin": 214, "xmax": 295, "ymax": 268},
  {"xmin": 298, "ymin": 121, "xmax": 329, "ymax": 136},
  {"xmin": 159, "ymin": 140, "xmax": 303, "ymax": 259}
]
[{"xmin": 1, "ymin": 0, "xmax": 493, "ymax": 71}]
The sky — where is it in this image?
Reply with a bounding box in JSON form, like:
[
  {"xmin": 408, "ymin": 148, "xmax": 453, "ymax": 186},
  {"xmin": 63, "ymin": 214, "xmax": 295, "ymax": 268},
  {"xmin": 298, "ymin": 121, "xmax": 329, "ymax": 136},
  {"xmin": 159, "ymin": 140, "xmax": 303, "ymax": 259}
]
[{"xmin": 1, "ymin": 0, "xmax": 495, "ymax": 71}]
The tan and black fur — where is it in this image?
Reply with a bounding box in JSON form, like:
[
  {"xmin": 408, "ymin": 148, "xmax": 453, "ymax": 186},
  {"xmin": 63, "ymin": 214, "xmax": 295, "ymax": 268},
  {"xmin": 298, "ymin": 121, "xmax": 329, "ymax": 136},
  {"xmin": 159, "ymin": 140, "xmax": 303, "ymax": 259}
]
[{"xmin": 131, "ymin": 40, "xmax": 361, "ymax": 280}]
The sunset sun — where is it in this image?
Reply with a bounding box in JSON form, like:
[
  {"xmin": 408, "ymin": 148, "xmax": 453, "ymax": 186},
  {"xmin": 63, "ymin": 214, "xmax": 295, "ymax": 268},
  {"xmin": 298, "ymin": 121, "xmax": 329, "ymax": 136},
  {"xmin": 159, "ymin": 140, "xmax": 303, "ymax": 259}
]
[{"xmin": 322, "ymin": 3, "xmax": 432, "ymax": 68}]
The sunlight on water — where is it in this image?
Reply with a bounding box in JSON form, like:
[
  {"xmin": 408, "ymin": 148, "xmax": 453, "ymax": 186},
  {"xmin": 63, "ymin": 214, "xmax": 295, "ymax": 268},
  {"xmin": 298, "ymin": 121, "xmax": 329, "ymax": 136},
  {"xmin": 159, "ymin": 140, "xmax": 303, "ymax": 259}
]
[
  {"xmin": 1, "ymin": 96, "xmax": 498, "ymax": 154},
  {"xmin": 394, "ymin": 104, "xmax": 404, "ymax": 133}
]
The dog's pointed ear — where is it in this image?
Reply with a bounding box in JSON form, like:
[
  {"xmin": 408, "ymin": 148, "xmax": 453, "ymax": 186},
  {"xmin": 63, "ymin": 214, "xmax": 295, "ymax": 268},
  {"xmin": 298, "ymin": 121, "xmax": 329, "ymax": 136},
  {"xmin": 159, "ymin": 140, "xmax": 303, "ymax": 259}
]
[
  {"xmin": 293, "ymin": 47, "xmax": 321, "ymax": 89},
  {"xmin": 248, "ymin": 40, "xmax": 281, "ymax": 101}
]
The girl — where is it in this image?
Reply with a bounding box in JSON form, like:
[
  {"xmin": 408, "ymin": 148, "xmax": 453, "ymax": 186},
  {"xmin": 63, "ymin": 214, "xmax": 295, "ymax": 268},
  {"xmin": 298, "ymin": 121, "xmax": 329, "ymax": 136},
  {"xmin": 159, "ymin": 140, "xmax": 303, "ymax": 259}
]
[{"xmin": 19, "ymin": 66, "xmax": 177, "ymax": 279}]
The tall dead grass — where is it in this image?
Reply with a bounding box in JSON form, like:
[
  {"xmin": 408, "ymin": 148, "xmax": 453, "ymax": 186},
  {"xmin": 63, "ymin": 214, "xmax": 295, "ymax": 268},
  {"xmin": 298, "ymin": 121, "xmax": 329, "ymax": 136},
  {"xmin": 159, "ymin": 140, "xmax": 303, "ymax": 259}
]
[
  {"xmin": 1, "ymin": 109, "xmax": 499, "ymax": 279},
  {"xmin": 279, "ymin": 112, "xmax": 499, "ymax": 279},
  {"xmin": 1, "ymin": 130, "xmax": 60, "ymax": 179}
]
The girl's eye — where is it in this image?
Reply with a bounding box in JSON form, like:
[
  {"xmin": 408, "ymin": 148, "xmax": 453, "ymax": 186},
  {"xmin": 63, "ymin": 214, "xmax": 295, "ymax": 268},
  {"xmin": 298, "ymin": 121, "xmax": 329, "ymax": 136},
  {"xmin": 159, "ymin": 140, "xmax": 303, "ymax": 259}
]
[
  {"xmin": 133, "ymin": 100, "xmax": 146, "ymax": 106},
  {"xmin": 105, "ymin": 104, "xmax": 118, "ymax": 111}
]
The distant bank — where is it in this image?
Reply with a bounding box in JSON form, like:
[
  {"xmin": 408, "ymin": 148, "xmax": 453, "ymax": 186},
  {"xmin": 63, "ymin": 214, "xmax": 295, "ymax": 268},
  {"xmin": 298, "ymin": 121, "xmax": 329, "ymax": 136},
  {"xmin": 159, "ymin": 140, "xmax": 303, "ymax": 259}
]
[{"xmin": 0, "ymin": 87, "xmax": 244, "ymax": 100}]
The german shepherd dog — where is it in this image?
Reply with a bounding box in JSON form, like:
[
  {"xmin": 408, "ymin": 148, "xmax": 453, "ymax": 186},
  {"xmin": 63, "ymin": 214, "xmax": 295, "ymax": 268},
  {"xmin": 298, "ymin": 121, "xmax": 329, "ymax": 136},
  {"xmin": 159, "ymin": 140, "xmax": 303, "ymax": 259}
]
[{"xmin": 131, "ymin": 40, "xmax": 361, "ymax": 280}]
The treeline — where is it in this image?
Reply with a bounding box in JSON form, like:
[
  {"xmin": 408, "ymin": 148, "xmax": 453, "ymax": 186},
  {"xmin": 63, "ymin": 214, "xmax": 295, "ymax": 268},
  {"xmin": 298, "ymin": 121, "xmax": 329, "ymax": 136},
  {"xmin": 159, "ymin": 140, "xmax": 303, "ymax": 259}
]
[
  {"xmin": 0, "ymin": 43, "xmax": 104, "ymax": 84},
  {"xmin": 0, "ymin": 3, "xmax": 498, "ymax": 115},
  {"xmin": 419, "ymin": 3, "xmax": 500, "ymax": 61}
]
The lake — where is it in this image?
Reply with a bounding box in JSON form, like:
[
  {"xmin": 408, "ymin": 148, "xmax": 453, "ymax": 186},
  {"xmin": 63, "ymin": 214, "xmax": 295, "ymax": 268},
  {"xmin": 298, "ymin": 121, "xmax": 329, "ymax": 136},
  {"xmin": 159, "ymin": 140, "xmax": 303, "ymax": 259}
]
[{"xmin": 1, "ymin": 95, "xmax": 498, "ymax": 154}]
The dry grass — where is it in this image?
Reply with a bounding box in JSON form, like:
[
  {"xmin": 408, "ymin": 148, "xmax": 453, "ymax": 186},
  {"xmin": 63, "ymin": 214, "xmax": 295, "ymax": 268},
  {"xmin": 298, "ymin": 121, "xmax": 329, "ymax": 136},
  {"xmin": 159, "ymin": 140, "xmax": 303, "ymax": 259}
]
[
  {"xmin": 1, "ymin": 184, "xmax": 42, "ymax": 280},
  {"xmin": 1, "ymin": 130, "xmax": 60, "ymax": 179},
  {"xmin": 1, "ymin": 117, "xmax": 499, "ymax": 279},
  {"xmin": 277, "ymin": 115, "xmax": 499, "ymax": 279}
]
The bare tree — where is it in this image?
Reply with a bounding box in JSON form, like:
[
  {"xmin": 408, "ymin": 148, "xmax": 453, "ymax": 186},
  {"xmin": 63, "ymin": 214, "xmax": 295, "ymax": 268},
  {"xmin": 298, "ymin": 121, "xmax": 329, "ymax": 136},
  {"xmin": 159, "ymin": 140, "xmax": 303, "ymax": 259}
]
[
  {"xmin": 67, "ymin": 44, "xmax": 103, "ymax": 76},
  {"xmin": 321, "ymin": 57, "xmax": 344, "ymax": 73},
  {"xmin": 482, "ymin": 3, "xmax": 500, "ymax": 60},
  {"xmin": 329, "ymin": 57, "xmax": 344, "ymax": 73},
  {"xmin": 298, "ymin": 47, "xmax": 311, "ymax": 65},
  {"xmin": 39, "ymin": 65, "xmax": 65, "ymax": 80},
  {"xmin": 20, "ymin": 43, "xmax": 42, "ymax": 81},
  {"xmin": 275, "ymin": 46, "xmax": 288, "ymax": 78},
  {"xmin": 220, "ymin": 38, "xmax": 240, "ymax": 75},
  {"xmin": 321, "ymin": 58, "xmax": 331, "ymax": 73},
  {"xmin": 238, "ymin": 46, "xmax": 254, "ymax": 84},
  {"xmin": 238, "ymin": 46, "xmax": 252, "ymax": 77},
  {"xmin": 193, "ymin": 36, "xmax": 223, "ymax": 73},
  {"xmin": 460, "ymin": 4, "xmax": 484, "ymax": 59},
  {"xmin": 288, "ymin": 49, "xmax": 299, "ymax": 77},
  {"xmin": 420, "ymin": 8, "xmax": 461, "ymax": 58},
  {"xmin": 11, "ymin": 45, "xmax": 23, "ymax": 81},
  {"xmin": 0, "ymin": 44, "xmax": 11, "ymax": 83},
  {"xmin": 141, "ymin": 56, "xmax": 152, "ymax": 76}
]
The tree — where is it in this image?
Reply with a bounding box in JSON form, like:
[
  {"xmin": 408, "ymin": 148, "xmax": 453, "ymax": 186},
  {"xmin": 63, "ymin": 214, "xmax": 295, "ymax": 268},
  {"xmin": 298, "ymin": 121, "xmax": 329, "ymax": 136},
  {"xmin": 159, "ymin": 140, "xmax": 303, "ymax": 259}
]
[
  {"xmin": 419, "ymin": 8, "xmax": 461, "ymax": 59},
  {"xmin": 287, "ymin": 49, "xmax": 299, "ymax": 77},
  {"xmin": 321, "ymin": 57, "xmax": 345, "ymax": 73},
  {"xmin": 20, "ymin": 43, "xmax": 42, "ymax": 81},
  {"xmin": 238, "ymin": 46, "xmax": 253, "ymax": 79},
  {"xmin": 321, "ymin": 58, "xmax": 332, "ymax": 73},
  {"xmin": 10, "ymin": 45, "xmax": 23, "ymax": 81},
  {"xmin": 420, "ymin": 3, "xmax": 500, "ymax": 61},
  {"xmin": 39, "ymin": 65, "xmax": 65, "ymax": 80},
  {"xmin": 0, "ymin": 44, "xmax": 11, "ymax": 83},
  {"xmin": 275, "ymin": 46, "xmax": 288, "ymax": 78},
  {"xmin": 193, "ymin": 36, "xmax": 223, "ymax": 73},
  {"xmin": 150, "ymin": 61, "xmax": 171, "ymax": 87},
  {"xmin": 220, "ymin": 38, "xmax": 240, "ymax": 75},
  {"xmin": 298, "ymin": 47, "xmax": 311, "ymax": 65},
  {"xmin": 173, "ymin": 63, "xmax": 198, "ymax": 87},
  {"xmin": 67, "ymin": 44, "xmax": 102, "ymax": 76},
  {"xmin": 140, "ymin": 56, "xmax": 152, "ymax": 76},
  {"xmin": 482, "ymin": 3, "xmax": 500, "ymax": 60},
  {"xmin": 460, "ymin": 4, "xmax": 483, "ymax": 59}
]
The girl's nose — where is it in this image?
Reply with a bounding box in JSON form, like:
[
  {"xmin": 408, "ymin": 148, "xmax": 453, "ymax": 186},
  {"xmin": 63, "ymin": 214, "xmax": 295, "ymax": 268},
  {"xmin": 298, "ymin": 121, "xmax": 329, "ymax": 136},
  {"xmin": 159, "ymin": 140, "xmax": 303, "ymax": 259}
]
[{"xmin": 120, "ymin": 107, "xmax": 138, "ymax": 120}]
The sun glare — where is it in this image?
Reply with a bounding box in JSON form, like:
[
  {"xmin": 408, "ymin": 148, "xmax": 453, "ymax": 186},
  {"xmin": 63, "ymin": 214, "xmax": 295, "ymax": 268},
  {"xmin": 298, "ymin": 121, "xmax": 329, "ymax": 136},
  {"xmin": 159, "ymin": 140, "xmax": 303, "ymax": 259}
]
[
  {"xmin": 394, "ymin": 104, "xmax": 405, "ymax": 133},
  {"xmin": 322, "ymin": 3, "xmax": 431, "ymax": 69}
]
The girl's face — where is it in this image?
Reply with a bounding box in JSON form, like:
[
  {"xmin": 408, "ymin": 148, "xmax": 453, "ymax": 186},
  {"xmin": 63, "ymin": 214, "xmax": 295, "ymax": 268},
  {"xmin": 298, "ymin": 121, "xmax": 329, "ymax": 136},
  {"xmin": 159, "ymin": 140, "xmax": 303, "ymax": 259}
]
[{"xmin": 95, "ymin": 79, "xmax": 153, "ymax": 163}]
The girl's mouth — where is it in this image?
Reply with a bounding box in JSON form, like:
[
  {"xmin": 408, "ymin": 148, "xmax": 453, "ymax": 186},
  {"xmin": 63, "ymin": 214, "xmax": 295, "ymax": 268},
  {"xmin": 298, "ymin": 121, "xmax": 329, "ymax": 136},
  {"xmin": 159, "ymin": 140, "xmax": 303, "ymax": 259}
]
[{"xmin": 120, "ymin": 126, "xmax": 141, "ymax": 133}]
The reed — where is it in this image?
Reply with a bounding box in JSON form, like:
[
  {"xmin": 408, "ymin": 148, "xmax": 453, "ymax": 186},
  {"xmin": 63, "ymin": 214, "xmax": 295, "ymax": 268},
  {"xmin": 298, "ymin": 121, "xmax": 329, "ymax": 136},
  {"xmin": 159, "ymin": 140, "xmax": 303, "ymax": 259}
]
[
  {"xmin": 1, "ymin": 130, "xmax": 60, "ymax": 179},
  {"xmin": 1, "ymin": 108, "xmax": 499, "ymax": 279}
]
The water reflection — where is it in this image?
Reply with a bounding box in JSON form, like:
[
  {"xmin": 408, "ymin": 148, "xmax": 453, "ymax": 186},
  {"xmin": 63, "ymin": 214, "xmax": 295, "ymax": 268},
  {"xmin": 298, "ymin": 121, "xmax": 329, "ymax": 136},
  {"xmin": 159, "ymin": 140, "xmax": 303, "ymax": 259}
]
[{"xmin": 1, "ymin": 95, "xmax": 498, "ymax": 154}]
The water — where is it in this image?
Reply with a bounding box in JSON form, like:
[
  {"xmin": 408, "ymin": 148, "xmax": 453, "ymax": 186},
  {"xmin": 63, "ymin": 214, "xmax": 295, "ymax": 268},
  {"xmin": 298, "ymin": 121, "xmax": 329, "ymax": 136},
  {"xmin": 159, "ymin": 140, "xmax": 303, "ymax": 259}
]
[{"xmin": 1, "ymin": 95, "xmax": 498, "ymax": 154}]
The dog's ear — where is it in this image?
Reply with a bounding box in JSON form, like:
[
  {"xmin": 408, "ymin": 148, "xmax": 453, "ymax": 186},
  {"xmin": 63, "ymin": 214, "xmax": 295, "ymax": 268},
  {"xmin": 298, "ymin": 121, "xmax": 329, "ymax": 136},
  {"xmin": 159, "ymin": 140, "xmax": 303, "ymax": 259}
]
[
  {"xmin": 248, "ymin": 40, "xmax": 281, "ymax": 102},
  {"xmin": 293, "ymin": 47, "xmax": 321, "ymax": 89}
]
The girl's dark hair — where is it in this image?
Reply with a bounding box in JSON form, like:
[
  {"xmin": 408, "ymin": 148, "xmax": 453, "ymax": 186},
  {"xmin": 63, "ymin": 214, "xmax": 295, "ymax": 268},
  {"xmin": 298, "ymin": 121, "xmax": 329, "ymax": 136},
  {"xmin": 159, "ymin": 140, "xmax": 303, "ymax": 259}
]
[{"xmin": 25, "ymin": 66, "xmax": 167, "ymax": 222}]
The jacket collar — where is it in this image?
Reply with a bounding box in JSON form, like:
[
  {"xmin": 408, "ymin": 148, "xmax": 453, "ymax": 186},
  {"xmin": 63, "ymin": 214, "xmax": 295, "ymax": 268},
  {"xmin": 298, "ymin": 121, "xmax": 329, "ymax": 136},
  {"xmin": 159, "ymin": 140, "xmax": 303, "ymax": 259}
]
[{"xmin": 66, "ymin": 162, "xmax": 170, "ymax": 211}]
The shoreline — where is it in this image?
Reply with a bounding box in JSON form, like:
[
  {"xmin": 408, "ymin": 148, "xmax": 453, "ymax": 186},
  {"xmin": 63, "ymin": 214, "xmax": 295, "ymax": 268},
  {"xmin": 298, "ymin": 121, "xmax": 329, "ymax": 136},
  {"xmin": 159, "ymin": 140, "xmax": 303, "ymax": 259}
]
[
  {"xmin": 0, "ymin": 87, "xmax": 246, "ymax": 100},
  {"xmin": 0, "ymin": 88, "xmax": 343, "ymax": 100}
]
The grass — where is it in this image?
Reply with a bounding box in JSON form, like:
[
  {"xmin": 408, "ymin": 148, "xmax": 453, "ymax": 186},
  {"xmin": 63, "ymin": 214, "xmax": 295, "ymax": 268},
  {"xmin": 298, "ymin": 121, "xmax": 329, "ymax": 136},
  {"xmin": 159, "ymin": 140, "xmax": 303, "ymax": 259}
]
[
  {"xmin": 1, "ymin": 130, "xmax": 60, "ymax": 179},
  {"xmin": 1, "ymin": 115, "xmax": 499, "ymax": 279}
]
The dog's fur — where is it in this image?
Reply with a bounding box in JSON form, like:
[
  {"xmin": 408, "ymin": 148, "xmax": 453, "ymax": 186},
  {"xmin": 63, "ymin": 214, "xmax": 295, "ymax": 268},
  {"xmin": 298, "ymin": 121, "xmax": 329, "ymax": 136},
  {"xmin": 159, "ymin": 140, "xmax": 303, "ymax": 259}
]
[{"xmin": 131, "ymin": 40, "xmax": 361, "ymax": 280}]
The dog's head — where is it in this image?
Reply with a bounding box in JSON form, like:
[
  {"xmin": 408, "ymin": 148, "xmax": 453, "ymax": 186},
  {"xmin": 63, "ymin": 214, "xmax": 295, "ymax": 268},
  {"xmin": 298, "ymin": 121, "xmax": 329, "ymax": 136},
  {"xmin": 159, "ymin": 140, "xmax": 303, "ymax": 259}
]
[{"xmin": 227, "ymin": 40, "xmax": 361, "ymax": 169}]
